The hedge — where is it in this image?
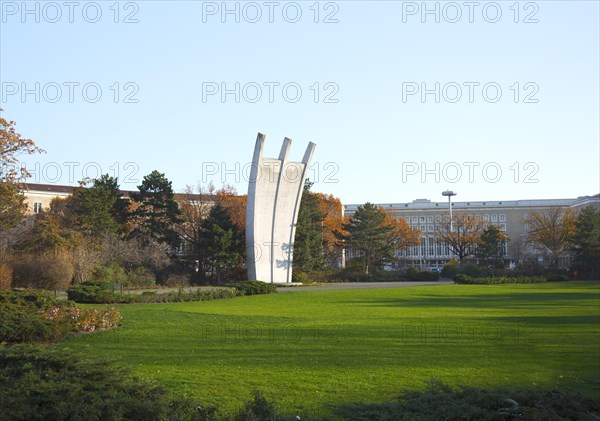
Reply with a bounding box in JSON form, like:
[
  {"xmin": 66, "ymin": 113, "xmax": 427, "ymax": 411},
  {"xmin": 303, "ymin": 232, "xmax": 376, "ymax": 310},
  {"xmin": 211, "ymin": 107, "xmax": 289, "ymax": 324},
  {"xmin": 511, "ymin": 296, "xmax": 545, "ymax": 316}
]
[
  {"xmin": 67, "ymin": 282, "xmax": 240, "ymax": 304},
  {"xmin": 453, "ymin": 274, "xmax": 547, "ymax": 284}
]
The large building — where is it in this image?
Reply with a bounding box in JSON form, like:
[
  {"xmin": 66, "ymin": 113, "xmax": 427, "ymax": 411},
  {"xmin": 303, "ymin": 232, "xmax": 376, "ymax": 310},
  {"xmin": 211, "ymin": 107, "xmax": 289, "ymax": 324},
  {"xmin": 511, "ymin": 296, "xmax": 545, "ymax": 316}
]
[{"xmin": 344, "ymin": 194, "xmax": 600, "ymax": 270}]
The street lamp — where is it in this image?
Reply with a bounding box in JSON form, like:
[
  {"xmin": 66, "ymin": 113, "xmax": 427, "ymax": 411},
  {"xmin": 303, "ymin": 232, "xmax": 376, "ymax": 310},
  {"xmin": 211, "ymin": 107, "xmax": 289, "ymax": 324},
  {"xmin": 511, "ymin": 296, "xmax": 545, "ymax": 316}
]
[{"xmin": 442, "ymin": 190, "xmax": 457, "ymax": 231}]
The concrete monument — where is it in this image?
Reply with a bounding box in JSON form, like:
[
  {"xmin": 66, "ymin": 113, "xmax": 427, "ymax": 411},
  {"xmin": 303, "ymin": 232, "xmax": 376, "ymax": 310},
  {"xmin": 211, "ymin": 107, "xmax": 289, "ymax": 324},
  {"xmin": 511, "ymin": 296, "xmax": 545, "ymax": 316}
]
[{"xmin": 246, "ymin": 133, "xmax": 316, "ymax": 283}]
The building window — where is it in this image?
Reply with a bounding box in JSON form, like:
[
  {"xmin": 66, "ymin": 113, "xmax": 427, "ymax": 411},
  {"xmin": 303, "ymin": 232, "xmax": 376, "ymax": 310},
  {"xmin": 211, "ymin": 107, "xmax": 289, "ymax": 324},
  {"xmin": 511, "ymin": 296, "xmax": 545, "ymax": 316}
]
[
  {"xmin": 491, "ymin": 214, "xmax": 498, "ymax": 222},
  {"xmin": 499, "ymin": 214, "xmax": 506, "ymax": 222},
  {"xmin": 419, "ymin": 216, "xmax": 426, "ymax": 223},
  {"xmin": 33, "ymin": 202, "xmax": 42, "ymax": 213},
  {"xmin": 412, "ymin": 216, "xmax": 418, "ymax": 224},
  {"xmin": 500, "ymin": 223, "xmax": 507, "ymax": 231},
  {"xmin": 428, "ymin": 224, "xmax": 434, "ymax": 232},
  {"xmin": 427, "ymin": 216, "xmax": 433, "ymax": 223},
  {"xmin": 483, "ymin": 214, "xmax": 490, "ymax": 222},
  {"xmin": 405, "ymin": 216, "xmax": 411, "ymax": 223},
  {"xmin": 435, "ymin": 215, "xmax": 441, "ymax": 223},
  {"xmin": 420, "ymin": 225, "xmax": 427, "ymax": 232},
  {"xmin": 412, "ymin": 225, "xmax": 418, "ymax": 231}
]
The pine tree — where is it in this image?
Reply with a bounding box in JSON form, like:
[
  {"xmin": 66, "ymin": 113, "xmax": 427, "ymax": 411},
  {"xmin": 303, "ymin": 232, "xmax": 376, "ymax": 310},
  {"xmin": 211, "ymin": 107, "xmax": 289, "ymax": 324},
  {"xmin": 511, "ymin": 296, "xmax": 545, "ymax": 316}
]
[
  {"xmin": 338, "ymin": 203, "xmax": 397, "ymax": 275},
  {"xmin": 201, "ymin": 204, "xmax": 241, "ymax": 284},
  {"xmin": 131, "ymin": 171, "xmax": 183, "ymax": 246},
  {"xmin": 293, "ymin": 181, "xmax": 325, "ymax": 273}
]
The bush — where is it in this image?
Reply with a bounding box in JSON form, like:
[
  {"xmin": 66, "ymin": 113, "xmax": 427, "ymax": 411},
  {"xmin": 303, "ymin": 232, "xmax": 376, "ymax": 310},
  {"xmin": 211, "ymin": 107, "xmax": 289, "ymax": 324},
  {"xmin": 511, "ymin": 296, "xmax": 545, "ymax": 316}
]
[
  {"xmin": 0, "ymin": 290, "xmax": 120, "ymax": 343},
  {"xmin": 235, "ymin": 390, "xmax": 279, "ymax": 421},
  {"xmin": 164, "ymin": 273, "xmax": 190, "ymax": 288},
  {"xmin": 333, "ymin": 379, "xmax": 600, "ymax": 421},
  {"xmin": 12, "ymin": 250, "xmax": 74, "ymax": 289},
  {"xmin": 0, "ymin": 264, "xmax": 12, "ymax": 290},
  {"xmin": 232, "ymin": 280, "xmax": 278, "ymax": 295},
  {"xmin": 408, "ymin": 271, "xmax": 440, "ymax": 282},
  {"xmin": 441, "ymin": 259, "xmax": 460, "ymax": 278},
  {"xmin": 460, "ymin": 263, "xmax": 483, "ymax": 278},
  {"xmin": 126, "ymin": 267, "xmax": 157, "ymax": 288},
  {"xmin": 0, "ymin": 345, "xmax": 169, "ymax": 421},
  {"xmin": 453, "ymin": 274, "xmax": 547, "ymax": 284},
  {"xmin": 546, "ymin": 273, "xmax": 570, "ymax": 282},
  {"xmin": 67, "ymin": 282, "xmax": 238, "ymax": 304},
  {"xmin": 92, "ymin": 261, "xmax": 127, "ymax": 284}
]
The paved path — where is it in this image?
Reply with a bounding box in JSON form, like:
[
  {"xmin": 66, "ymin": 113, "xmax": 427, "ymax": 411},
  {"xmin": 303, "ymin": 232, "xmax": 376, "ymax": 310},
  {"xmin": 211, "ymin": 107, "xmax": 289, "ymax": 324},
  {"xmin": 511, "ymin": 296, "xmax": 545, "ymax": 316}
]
[{"xmin": 277, "ymin": 280, "xmax": 454, "ymax": 292}]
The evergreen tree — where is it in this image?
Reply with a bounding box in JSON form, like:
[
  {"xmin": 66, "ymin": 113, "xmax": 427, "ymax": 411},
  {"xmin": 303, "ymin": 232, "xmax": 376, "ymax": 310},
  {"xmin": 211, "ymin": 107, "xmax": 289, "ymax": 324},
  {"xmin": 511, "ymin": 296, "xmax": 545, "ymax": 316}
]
[
  {"xmin": 201, "ymin": 204, "xmax": 241, "ymax": 284},
  {"xmin": 71, "ymin": 175, "xmax": 128, "ymax": 236},
  {"xmin": 131, "ymin": 171, "xmax": 183, "ymax": 246},
  {"xmin": 571, "ymin": 205, "xmax": 600, "ymax": 279},
  {"xmin": 293, "ymin": 181, "xmax": 325, "ymax": 273},
  {"xmin": 338, "ymin": 203, "xmax": 397, "ymax": 275},
  {"xmin": 475, "ymin": 225, "xmax": 508, "ymax": 267}
]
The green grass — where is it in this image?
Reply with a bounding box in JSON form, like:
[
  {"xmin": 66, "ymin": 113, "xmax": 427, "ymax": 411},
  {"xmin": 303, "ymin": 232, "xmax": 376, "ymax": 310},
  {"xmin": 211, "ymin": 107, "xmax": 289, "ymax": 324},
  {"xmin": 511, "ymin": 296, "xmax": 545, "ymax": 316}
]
[{"xmin": 58, "ymin": 281, "xmax": 600, "ymax": 418}]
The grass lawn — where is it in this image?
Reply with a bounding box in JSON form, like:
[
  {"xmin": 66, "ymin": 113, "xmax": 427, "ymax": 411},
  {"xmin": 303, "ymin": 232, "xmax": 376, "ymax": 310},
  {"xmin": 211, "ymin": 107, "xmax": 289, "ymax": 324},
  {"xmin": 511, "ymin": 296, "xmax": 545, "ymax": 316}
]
[{"xmin": 58, "ymin": 281, "xmax": 600, "ymax": 418}]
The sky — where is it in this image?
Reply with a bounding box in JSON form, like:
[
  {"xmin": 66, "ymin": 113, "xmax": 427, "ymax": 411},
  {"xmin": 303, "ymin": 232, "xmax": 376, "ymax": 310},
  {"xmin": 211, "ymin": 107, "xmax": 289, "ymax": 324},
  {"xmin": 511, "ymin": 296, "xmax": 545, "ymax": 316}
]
[{"xmin": 1, "ymin": 0, "xmax": 599, "ymax": 205}]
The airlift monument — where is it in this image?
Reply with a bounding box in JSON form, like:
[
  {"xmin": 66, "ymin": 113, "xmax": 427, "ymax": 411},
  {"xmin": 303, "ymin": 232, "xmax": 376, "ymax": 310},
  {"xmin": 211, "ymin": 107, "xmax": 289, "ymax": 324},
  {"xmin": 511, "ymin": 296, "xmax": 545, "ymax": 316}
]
[{"xmin": 246, "ymin": 133, "xmax": 316, "ymax": 284}]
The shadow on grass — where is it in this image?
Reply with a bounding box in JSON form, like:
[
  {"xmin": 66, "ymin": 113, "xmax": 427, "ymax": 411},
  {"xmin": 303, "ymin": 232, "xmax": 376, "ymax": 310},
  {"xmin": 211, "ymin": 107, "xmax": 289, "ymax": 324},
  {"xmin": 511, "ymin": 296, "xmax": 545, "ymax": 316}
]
[{"xmin": 348, "ymin": 291, "xmax": 600, "ymax": 310}]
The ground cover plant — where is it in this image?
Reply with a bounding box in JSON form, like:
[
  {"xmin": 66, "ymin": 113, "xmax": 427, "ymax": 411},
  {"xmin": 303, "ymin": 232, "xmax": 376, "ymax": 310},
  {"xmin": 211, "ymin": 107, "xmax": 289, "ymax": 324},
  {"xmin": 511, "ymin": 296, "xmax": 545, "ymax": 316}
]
[{"xmin": 59, "ymin": 281, "xmax": 600, "ymax": 419}]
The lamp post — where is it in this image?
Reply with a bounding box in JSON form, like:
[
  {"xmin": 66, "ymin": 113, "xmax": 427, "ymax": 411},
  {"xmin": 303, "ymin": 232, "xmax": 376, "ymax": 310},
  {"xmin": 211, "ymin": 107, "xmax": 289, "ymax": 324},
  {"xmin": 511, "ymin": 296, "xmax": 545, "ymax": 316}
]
[{"xmin": 442, "ymin": 190, "xmax": 457, "ymax": 231}]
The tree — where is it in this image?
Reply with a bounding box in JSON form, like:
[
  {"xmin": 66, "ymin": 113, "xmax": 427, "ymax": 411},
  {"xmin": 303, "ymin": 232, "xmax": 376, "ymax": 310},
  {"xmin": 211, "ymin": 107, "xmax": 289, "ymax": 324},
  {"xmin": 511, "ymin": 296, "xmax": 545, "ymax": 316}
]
[
  {"xmin": 201, "ymin": 204, "xmax": 242, "ymax": 284},
  {"xmin": 436, "ymin": 213, "xmax": 484, "ymax": 262},
  {"xmin": 0, "ymin": 110, "xmax": 44, "ymax": 232},
  {"xmin": 293, "ymin": 181, "xmax": 325, "ymax": 273},
  {"xmin": 317, "ymin": 192, "xmax": 345, "ymax": 268},
  {"xmin": 338, "ymin": 203, "xmax": 398, "ymax": 275},
  {"xmin": 526, "ymin": 208, "xmax": 575, "ymax": 266},
  {"xmin": 475, "ymin": 225, "xmax": 509, "ymax": 267},
  {"xmin": 71, "ymin": 175, "xmax": 129, "ymax": 236},
  {"xmin": 382, "ymin": 210, "xmax": 421, "ymax": 254},
  {"xmin": 1, "ymin": 109, "xmax": 44, "ymax": 183},
  {"xmin": 571, "ymin": 206, "xmax": 600, "ymax": 278},
  {"xmin": 131, "ymin": 171, "xmax": 183, "ymax": 246}
]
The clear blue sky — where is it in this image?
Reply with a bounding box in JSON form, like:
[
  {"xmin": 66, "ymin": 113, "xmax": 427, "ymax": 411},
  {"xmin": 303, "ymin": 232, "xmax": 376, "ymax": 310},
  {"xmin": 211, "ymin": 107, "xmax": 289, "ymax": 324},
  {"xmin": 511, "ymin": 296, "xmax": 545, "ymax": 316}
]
[{"xmin": 1, "ymin": 1, "xmax": 598, "ymax": 204}]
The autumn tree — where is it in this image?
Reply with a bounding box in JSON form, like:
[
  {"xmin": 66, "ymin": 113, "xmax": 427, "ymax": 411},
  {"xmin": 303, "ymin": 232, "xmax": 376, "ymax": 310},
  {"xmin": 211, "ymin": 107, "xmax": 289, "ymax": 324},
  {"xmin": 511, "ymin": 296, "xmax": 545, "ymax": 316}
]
[
  {"xmin": 0, "ymin": 110, "xmax": 44, "ymax": 232},
  {"xmin": 436, "ymin": 213, "xmax": 484, "ymax": 262},
  {"xmin": 526, "ymin": 208, "xmax": 575, "ymax": 266},
  {"xmin": 131, "ymin": 170, "xmax": 183, "ymax": 246},
  {"xmin": 293, "ymin": 181, "xmax": 325, "ymax": 273},
  {"xmin": 571, "ymin": 206, "xmax": 600, "ymax": 278},
  {"xmin": 317, "ymin": 192, "xmax": 345, "ymax": 268},
  {"xmin": 382, "ymin": 210, "xmax": 421, "ymax": 254},
  {"xmin": 475, "ymin": 225, "xmax": 509, "ymax": 267}
]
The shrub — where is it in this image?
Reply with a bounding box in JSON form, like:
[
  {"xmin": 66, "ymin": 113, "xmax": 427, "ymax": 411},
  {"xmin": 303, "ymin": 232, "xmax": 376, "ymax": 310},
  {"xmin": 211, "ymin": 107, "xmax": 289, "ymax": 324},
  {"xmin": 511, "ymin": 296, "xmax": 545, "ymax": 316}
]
[
  {"xmin": 67, "ymin": 282, "xmax": 132, "ymax": 304},
  {"xmin": 441, "ymin": 259, "xmax": 460, "ymax": 278},
  {"xmin": 0, "ymin": 290, "xmax": 121, "ymax": 343},
  {"xmin": 232, "ymin": 281, "xmax": 278, "ymax": 296},
  {"xmin": 0, "ymin": 264, "xmax": 12, "ymax": 290},
  {"xmin": 546, "ymin": 273, "xmax": 570, "ymax": 282},
  {"xmin": 333, "ymin": 379, "xmax": 600, "ymax": 421},
  {"xmin": 12, "ymin": 249, "xmax": 74, "ymax": 289},
  {"xmin": 460, "ymin": 263, "xmax": 483, "ymax": 278},
  {"xmin": 292, "ymin": 271, "xmax": 311, "ymax": 283},
  {"xmin": 92, "ymin": 261, "xmax": 127, "ymax": 284},
  {"xmin": 126, "ymin": 267, "xmax": 157, "ymax": 288},
  {"xmin": 235, "ymin": 390, "xmax": 279, "ymax": 421},
  {"xmin": 409, "ymin": 271, "xmax": 440, "ymax": 282},
  {"xmin": 164, "ymin": 273, "xmax": 191, "ymax": 288},
  {"xmin": 0, "ymin": 345, "xmax": 169, "ymax": 421},
  {"xmin": 67, "ymin": 282, "xmax": 238, "ymax": 304},
  {"xmin": 453, "ymin": 274, "xmax": 547, "ymax": 284}
]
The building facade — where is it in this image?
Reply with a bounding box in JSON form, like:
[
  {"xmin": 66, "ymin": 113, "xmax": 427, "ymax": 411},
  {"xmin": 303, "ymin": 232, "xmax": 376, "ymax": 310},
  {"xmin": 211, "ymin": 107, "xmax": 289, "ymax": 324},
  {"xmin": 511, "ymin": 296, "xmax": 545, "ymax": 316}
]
[{"xmin": 344, "ymin": 194, "xmax": 600, "ymax": 270}]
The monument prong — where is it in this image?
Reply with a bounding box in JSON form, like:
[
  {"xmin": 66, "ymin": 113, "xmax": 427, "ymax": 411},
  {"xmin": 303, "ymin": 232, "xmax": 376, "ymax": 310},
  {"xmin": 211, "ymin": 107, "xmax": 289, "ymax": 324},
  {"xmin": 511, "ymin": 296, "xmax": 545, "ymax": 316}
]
[{"xmin": 246, "ymin": 133, "xmax": 316, "ymax": 283}]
